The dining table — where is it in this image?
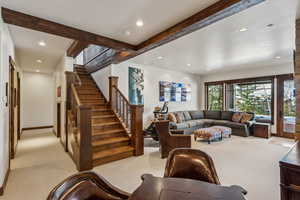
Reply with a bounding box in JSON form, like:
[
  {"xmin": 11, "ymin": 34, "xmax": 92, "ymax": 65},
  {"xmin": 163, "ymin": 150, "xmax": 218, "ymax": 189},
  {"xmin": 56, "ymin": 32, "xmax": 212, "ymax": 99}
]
[{"xmin": 129, "ymin": 174, "xmax": 246, "ymax": 200}]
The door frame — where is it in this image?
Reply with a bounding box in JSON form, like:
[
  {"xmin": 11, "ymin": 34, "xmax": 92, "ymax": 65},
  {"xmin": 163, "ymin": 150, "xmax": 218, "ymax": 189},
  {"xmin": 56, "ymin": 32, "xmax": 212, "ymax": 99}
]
[
  {"xmin": 276, "ymin": 74, "xmax": 295, "ymax": 139},
  {"xmin": 57, "ymin": 103, "xmax": 61, "ymax": 138},
  {"xmin": 9, "ymin": 56, "xmax": 15, "ymax": 159},
  {"xmin": 17, "ymin": 72, "xmax": 21, "ymax": 140}
]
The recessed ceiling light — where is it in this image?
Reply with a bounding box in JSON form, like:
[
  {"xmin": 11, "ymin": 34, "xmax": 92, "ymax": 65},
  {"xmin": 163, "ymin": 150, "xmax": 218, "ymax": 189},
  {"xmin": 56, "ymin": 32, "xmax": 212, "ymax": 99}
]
[
  {"xmin": 275, "ymin": 56, "xmax": 281, "ymax": 59},
  {"xmin": 267, "ymin": 24, "xmax": 274, "ymax": 28},
  {"xmin": 136, "ymin": 20, "xmax": 144, "ymax": 27},
  {"xmin": 239, "ymin": 28, "xmax": 248, "ymax": 32},
  {"xmin": 125, "ymin": 30, "xmax": 131, "ymax": 36},
  {"xmin": 187, "ymin": 64, "xmax": 192, "ymax": 67},
  {"xmin": 157, "ymin": 56, "xmax": 163, "ymax": 60},
  {"xmin": 36, "ymin": 59, "xmax": 42, "ymax": 63},
  {"xmin": 36, "ymin": 69, "xmax": 40, "ymax": 73},
  {"xmin": 38, "ymin": 41, "xmax": 46, "ymax": 46}
]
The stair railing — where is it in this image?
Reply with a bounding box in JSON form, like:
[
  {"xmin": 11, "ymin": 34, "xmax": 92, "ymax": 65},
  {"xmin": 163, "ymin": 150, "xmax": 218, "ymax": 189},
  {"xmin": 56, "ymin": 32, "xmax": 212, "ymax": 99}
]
[
  {"xmin": 109, "ymin": 76, "xmax": 144, "ymax": 156},
  {"xmin": 65, "ymin": 70, "xmax": 93, "ymax": 171}
]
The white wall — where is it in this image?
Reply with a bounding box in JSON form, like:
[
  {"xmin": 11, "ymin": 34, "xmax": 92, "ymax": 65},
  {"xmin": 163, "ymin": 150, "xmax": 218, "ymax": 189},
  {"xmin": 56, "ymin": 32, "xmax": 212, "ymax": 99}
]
[
  {"xmin": 91, "ymin": 65, "xmax": 112, "ymax": 100},
  {"xmin": 0, "ymin": 10, "xmax": 15, "ymax": 188},
  {"xmin": 21, "ymin": 72, "xmax": 55, "ymax": 128},
  {"xmin": 92, "ymin": 61, "xmax": 201, "ymax": 127},
  {"xmin": 53, "ymin": 55, "xmax": 74, "ymax": 136},
  {"xmin": 200, "ymin": 63, "xmax": 294, "ymax": 133}
]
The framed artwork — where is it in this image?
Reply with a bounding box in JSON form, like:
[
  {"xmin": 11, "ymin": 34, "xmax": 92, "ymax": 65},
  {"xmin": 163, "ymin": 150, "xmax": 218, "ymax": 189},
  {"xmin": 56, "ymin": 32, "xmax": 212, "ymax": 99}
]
[
  {"xmin": 57, "ymin": 86, "xmax": 61, "ymax": 98},
  {"xmin": 159, "ymin": 81, "xmax": 191, "ymax": 102},
  {"xmin": 129, "ymin": 67, "xmax": 144, "ymax": 105}
]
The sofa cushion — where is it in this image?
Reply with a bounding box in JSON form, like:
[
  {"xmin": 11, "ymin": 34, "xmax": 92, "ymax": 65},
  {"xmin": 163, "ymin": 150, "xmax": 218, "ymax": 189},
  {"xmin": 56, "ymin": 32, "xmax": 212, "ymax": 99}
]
[
  {"xmin": 189, "ymin": 111, "xmax": 204, "ymax": 120},
  {"xmin": 186, "ymin": 120, "xmax": 205, "ymax": 128},
  {"xmin": 225, "ymin": 121, "xmax": 247, "ymax": 129},
  {"xmin": 221, "ymin": 111, "xmax": 234, "ymax": 121},
  {"xmin": 175, "ymin": 112, "xmax": 185, "ymax": 123},
  {"xmin": 213, "ymin": 120, "xmax": 231, "ymax": 126},
  {"xmin": 205, "ymin": 111, "xmax": 221, "ymax": 120},
  {"xmin": 168, "ymin": 113, "xmax": 177, "ymax": 123},
  {"xmin": 183, "ymin": 111, "xmax": 192, "ymax": 121},
  {"xmin": 173, "ymin": 122, "xmax": 190, "ymax": 129}
]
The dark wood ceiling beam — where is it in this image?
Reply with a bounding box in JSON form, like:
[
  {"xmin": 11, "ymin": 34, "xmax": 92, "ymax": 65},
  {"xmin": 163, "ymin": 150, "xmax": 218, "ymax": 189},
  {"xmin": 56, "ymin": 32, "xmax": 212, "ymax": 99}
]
[
  {"xmin": 115, "ymin": 0, "xmax": 266, "ymax": 64},
  {"xmin": 1, "ymin": 7, "xmax": 137, "ymax": 51},
  {"xmin": 67, "ymin": 40, "xmax": 89, "ymax": 58}
]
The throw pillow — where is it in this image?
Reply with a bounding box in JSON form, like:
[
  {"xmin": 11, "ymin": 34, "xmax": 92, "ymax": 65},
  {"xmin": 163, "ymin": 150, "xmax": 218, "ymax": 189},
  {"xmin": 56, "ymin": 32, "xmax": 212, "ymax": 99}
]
[
  {"xmin": 232, "ymin": 112, "xmax": 242, "ymax": 123},
  {"xmin": 183, "ymin": 111, "xmax": 192, "ymax": 121},
  {"xmin": 168, "ymin": 113, "xmax": 177, "ymax": 123},
  {"xmin": 175, "ymin": 112, "xmax": 185, "ymax": 123},
  {"xmin": 241, "ymin": 113, "xmax": 253, "ymax": 123}
]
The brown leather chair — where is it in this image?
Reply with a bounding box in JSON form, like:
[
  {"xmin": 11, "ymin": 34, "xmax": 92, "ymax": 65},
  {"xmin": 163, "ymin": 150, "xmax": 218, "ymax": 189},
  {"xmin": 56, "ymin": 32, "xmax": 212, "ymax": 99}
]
[
  {"xmin": 47, "ymin": 171, "xmax": 130, "ymax": 200},
  {"xmin": 154, "ymin": 121, "xmax": 191, "ymax": 159},
  {"xmin": 164, "ymin": 148, "xmax": 247, "ymax": 195}
]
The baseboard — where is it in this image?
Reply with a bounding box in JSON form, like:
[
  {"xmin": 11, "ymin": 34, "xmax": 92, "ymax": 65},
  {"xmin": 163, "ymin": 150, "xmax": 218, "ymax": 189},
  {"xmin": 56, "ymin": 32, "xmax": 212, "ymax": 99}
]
[
  {"xmin": 22, "ymin": 125, "xmax": 53, "ymax": 131},
  {"xmin": 0, "ymin": 168, "xmax": 10, "ymax": 196}
]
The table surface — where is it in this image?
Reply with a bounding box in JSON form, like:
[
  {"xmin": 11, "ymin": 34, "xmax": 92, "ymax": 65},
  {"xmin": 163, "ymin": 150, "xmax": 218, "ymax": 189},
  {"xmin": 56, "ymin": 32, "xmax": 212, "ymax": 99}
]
[{"xmin": 129, "ymin": 174, "xmax": 245, "ymax": 200}]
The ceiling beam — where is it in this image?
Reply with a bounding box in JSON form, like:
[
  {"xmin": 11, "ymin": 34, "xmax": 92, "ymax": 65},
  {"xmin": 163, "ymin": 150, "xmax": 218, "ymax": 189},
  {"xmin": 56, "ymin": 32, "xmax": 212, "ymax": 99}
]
[
  {"xmin": 115, "ymin": 0, "xmax": 266, "ymax": 64},
  {"xmin": 1, "ymin": 7, "xmax": 137, "ymax": 51},
  {"xmin": 67, "ymin": 40, "xmax": 89, "ymax": 58}
]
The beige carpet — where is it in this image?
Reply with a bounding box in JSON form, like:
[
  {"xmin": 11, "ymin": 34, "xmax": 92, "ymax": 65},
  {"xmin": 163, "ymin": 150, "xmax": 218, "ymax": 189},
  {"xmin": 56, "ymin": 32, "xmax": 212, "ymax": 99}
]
[{"xmin": 0, "ymin": 129, "xmax": 295, "ymax": 200}]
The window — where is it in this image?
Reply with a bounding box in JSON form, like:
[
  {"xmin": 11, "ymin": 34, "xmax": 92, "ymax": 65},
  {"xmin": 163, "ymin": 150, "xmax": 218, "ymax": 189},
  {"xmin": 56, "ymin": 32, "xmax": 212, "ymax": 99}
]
[
  {"xmin": 227, "ymin": 81, "xmax": 273, "ymax": 117},
  {"xmin": 206, "ymin": 84, "xmax": 223, "ymax": 110},
  {"xmin": 226, "ymin": 80, "xmax": 274, "ymax": 123}
]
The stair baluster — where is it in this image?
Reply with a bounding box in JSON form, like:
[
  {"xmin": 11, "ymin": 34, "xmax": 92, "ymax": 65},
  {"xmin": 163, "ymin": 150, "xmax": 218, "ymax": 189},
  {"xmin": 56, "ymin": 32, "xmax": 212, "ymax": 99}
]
[
  {"xmin": 66, "ymin": 70, "xmax": 93, "ymax": 171},
  {"xmin": 109, "ymin": 76, "xmax": 144, "ymax": 156}
]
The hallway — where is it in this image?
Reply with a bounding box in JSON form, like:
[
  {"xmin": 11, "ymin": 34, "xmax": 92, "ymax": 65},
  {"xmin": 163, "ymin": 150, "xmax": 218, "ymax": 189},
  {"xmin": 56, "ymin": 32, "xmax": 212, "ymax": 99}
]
[{"xmin": 0, "ymin": 129, "xmax": 76, "ymax": 200}]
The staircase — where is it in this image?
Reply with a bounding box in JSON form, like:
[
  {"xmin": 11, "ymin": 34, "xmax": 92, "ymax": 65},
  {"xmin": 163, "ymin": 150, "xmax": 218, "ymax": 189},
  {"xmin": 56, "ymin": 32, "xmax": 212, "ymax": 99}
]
[{"xmin": 73, "ymin": 66, "xmax": 134, "ymax": 167}]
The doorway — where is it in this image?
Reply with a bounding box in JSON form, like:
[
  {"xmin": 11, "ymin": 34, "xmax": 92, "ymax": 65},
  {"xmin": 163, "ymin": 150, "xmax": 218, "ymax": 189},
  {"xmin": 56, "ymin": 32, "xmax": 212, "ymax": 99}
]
[
  {"xmin": 56, "ymin": 103, "xmax": 61, "ymax": 138},
  {"xmin": 9, "ymin": 56, "xmax": 19, "ymax": 159},
  {"xmin": 277, "ymin": 75, "xmax": 296, "ymax": 139}
]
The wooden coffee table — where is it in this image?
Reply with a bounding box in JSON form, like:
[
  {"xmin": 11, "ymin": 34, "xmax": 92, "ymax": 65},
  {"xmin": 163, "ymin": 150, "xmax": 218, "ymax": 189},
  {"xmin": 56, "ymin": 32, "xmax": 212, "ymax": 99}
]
[{"xmin": 129, "ymin": 174, "xmax": 245, "ymax": 200}]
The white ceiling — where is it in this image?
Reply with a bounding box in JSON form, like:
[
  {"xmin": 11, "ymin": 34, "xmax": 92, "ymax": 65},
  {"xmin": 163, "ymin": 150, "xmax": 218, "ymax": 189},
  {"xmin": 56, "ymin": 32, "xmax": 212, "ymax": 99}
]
[
  {"xmin": 3, "ymin": 0, "xmax": 300, "ymax": 75},
  {"xmin": 1, "ymin": 0, "xmax": 219, "ymax": 45},
  {"xmin": 9, "ymin": 25, "xmax": 72, "ymax": 73},
  {"xmin": 129, "ymin": 0, "xmax": 299, "ymax": 75}
]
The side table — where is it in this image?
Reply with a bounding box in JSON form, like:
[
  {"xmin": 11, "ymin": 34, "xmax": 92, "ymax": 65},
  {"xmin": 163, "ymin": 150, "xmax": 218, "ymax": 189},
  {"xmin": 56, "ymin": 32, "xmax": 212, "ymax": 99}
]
[{"xmin": 253, "ymin": 122, "xmax": 271, "ymax": 139}]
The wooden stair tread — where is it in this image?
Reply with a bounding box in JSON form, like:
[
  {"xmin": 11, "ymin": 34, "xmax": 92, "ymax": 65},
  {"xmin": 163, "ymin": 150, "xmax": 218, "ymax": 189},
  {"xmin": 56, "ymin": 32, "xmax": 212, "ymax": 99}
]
[
  {"xmin": 92, "ymin": 128, "xmax": 125, "ymax": 136},
  {"xmin": 92, "ymin": 122, "xmax": 120, "ymax": 127},
  {"xmin": 92, "ymin": 137, "xmax": 129, "ymax": 147},
  {"xmin": 92, "ymin": 115, "xmax": 115, "ymax": 119},
  {"xmin": 93, "ymin": 146, "xmax": 134, "ymax": 160}
]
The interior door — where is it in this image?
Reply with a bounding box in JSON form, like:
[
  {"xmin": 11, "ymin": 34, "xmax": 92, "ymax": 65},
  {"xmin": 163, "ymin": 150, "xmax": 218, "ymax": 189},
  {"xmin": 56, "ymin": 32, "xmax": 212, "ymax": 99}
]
[{"xmin": 277, "ymin": 75, "xmax": 296, "ymax": 138}]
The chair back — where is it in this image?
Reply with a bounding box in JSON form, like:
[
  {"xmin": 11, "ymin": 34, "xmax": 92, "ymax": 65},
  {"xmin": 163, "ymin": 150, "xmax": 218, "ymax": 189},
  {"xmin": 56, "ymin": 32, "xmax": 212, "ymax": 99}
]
[{"xmin": 164, "ymin": 148, "xmax": 221, "ymax": 185}]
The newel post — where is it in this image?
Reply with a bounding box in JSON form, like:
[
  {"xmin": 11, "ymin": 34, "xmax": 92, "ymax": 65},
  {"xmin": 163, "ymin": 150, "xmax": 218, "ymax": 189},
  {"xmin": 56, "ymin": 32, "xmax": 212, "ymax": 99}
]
[
  {"xmin": 78, "ymin": 105, "xmax": 93, "ymax": 171},
  {"xmin": 109, "ymin": 76, "xmax": 119, "ymax": 106},
  {"xmin": 131, "ymin": 105, "xmax": 144, "ymax": 156}
]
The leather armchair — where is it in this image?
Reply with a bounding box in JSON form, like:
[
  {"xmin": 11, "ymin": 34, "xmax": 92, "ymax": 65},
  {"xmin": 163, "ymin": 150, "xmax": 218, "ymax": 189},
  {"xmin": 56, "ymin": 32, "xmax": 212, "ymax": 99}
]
[
  {"xmin": 47, "ymin": 171, "xmax": 130, "ymax": 200},
  {"xmin": 154, "ymin": 120, "xmax": 191, "ymax": 159},
  {"xmin": 164, "ymin": 148, "xmax": 247, "ymax": 195}
]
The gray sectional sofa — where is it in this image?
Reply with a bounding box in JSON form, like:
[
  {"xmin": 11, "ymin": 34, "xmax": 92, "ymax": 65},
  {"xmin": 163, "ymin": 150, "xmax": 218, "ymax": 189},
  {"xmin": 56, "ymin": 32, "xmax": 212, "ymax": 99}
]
[{"xmin": 169, "ymin": 110, "xmax": 255, "ymax": 137}]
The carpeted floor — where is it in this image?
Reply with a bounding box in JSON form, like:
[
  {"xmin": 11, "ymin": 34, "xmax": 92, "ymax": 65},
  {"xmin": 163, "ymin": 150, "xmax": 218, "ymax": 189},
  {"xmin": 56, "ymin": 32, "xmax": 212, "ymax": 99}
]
[{"xmin": 0, "ymin": 129, "xmax": 295, "ymax": 200}]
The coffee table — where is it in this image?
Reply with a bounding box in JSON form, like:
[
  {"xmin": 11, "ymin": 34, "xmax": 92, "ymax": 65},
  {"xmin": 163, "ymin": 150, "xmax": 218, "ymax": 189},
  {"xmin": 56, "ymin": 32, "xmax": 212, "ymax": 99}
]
[{"xmin": 194, "ymin": 127, "xmax": 222, "ymax": 144}]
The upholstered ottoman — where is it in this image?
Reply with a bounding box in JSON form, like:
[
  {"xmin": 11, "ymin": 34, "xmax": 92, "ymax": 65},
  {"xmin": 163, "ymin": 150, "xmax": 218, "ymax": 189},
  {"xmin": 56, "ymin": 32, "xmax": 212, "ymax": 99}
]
[
  {"xmin": 193, "ymin": 128, "xmax": 222, "ymax": 144},
  {"xmin": 211, "ymin": 126, "xmax": 232, "ymax": 138}
]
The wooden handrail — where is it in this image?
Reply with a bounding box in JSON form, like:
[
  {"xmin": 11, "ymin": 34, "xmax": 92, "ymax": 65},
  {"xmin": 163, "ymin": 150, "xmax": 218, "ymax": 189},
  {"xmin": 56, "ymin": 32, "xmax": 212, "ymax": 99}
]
[
  {"xmin": 112, "ymin": 86, "xmax": 130, "ymax": 105},
  {"xmin": 109, "ymin": 76, "xmax": 144, "ymax": 156},
  {"xmin": 71, "ymin": 84, "xmax": 82, "ymax": 107},
  {"xmin": 65, "ymin": 68, "xmax": 93, "ymax": 171}
]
